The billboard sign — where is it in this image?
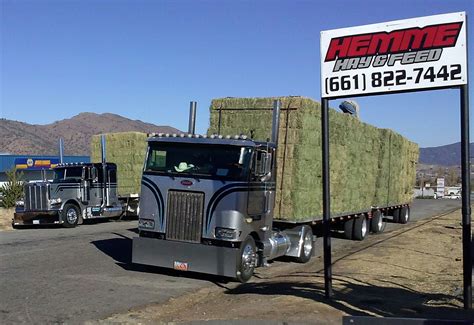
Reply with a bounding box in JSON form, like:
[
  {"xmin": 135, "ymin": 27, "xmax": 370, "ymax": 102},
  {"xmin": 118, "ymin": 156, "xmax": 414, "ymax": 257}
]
[
  {"xmin": 320, "ymin": 12, "xmax": 467, "ymax": 98},
  {"xmin": 15, "ymin": 158, "xmax": 59, "ymax": 170}
]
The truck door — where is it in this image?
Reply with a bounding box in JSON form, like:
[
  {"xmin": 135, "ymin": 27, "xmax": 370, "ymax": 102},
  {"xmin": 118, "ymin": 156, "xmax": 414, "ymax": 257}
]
[
  {"xmin": 80, "ymin": 167, "xmax": 91, "ymax": 203},
  {"xmin": 247, "ymin": 149, "xmax": 272, "ymax": 219}
]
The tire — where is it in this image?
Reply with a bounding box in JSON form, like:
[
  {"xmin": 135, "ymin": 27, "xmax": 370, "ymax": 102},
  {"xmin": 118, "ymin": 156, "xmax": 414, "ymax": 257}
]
[
  {"xmin": 296, "ymin": 226, "xmax": 314, "ymax": 263},
  {"xmin": 399, "ymin": 206, "xmax": 410, "ymax": 224},
  {"xmin": 62, "ymin": 203, "xmax": 80, "ymax": 228},
  {"xmin": 370, "ymin": 210, "xmax": 385, "ymax": 234},
  {"xmin": 344, "ymin": 219, "xmax": 354, "ymax": 240},
  {"xmin": 236, "ymin": 236, "xmax": 257, "ymax": 283},
  {"xmin": 392, "ymin": 208, "xmax": 401, "ymax": 223},
  {"xmin": 353, "ymin": 215, "xmax": 368, "ymax": 241}
]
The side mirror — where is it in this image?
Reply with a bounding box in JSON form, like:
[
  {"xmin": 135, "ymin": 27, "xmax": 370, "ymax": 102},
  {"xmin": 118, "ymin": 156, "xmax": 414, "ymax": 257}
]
[{"xmin": 90, "ymin": 167, "xmax": 98, "ymax": 183}]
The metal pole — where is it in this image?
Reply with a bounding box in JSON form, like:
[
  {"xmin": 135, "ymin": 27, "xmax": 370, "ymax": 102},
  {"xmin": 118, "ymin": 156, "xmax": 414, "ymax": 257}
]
[
  {"xmin": 321, "ymin": 98, "xmax": 333, "ymax": 298},
  {"xmin": 188, "ymin": 101, "xmax": 197, "ymax": 135},
  {"xmin": 461, "ymin": 84, "xmax": 472, "ymax": 309}
]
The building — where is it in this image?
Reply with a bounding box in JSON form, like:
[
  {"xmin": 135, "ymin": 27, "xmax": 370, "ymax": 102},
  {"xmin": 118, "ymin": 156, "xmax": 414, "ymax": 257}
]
[{"xmin": 0, "ymin": 155, "xmax": 90, "ymax": 182}]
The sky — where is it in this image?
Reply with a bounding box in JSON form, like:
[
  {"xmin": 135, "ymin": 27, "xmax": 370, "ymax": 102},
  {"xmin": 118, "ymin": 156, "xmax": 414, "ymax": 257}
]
[{"xmin": 1, "ymin": 0, "xmax": 473, "ymax": 148}]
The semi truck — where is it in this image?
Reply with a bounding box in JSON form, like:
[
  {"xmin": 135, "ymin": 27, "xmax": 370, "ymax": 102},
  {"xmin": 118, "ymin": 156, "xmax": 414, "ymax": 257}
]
[
  {"xmin": 13, "ymin": 137, "xmax": 124, "ymax": 228},
  {"xmin": 131, "ymin": 97, "xmax": 418, "ymax": 282}
]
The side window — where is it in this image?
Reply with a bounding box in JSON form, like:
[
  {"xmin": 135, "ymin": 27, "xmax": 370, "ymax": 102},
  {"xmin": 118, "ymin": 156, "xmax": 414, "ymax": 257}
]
[{"xmin": 147, "ymin": 150, "xmax": 167, "ymax": 171}]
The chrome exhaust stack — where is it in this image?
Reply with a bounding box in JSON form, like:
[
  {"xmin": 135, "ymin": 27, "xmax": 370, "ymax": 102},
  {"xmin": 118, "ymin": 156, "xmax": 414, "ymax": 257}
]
[
  {"xmin": 59, "ymin": 138, "xmax": 64, "ymax": 164},
  {"xmin": 188, "ymin": 101, "xmax": 197, "ymax": 135},
  {"xmin": 271, "ymin": 99, "xmax": 281, "ymax": 144}
]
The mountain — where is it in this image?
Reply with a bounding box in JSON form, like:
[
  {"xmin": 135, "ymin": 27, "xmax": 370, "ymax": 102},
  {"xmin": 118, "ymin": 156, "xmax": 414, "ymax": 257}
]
[
  {"xmin": 419, "ymin": 142, "xmax": 474, "ymax": 166},
  {"xmin": 0, "ymin": 113, "xmax": 181, "ymax": 156}
]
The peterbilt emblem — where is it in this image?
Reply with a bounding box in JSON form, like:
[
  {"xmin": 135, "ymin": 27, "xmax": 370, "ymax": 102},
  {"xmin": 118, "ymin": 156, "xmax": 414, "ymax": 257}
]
[{"xmin": 181, "ymin": 180, "xmax": 193, "ymax": 186}]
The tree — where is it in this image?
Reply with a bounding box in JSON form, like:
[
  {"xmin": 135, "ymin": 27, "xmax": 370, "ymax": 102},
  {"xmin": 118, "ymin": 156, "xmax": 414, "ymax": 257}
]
[{"xmin": 0, "ymin": 168, "xmax": 24, "ymax": 208}]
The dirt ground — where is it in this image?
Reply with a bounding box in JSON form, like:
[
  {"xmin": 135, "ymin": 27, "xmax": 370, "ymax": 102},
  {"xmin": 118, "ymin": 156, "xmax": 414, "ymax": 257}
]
[
  {"xmin": 103, "ymin": 209, "xmax": 474, "ymax": 324},
  {"xmin": 0, "ymin": 207, "xmax": 14, "ymax": 231}
]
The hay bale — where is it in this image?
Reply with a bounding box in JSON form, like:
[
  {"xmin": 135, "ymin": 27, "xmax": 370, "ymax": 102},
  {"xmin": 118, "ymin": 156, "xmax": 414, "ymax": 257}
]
[
  {"xmin": 209, "ymin": 96, "xmax": 418, "ymax": 221},
  {"xmin": 91, "ymin": 132, "xmax": 148, "ymax": 196}
]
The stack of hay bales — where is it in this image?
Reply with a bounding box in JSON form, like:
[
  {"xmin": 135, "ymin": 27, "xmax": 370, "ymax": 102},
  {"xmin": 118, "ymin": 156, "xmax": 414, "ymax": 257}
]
[
  {"xmin": 208, "ymin": 96, "xmax": 418, "ymax": 222},
  {"xmin": 91, "ymin": 132, "xmax": 148, "ymax": 197}
]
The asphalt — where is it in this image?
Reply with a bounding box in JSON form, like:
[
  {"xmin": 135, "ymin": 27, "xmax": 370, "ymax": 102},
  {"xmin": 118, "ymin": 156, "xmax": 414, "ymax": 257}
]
[{"xmin": 0, "ymin": 199, "xmax": 463, "ymax": 324}]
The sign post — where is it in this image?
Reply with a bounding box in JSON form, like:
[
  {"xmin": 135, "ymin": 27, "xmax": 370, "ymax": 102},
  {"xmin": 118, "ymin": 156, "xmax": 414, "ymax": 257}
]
[{"xmin": 320, "ymin": 12, "xmax": 470, "ymax": 308}]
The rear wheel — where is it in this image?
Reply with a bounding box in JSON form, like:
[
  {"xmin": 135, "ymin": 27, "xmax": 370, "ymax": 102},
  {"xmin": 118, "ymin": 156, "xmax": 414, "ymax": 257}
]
[
  {"xmin": 392, "ymin": 208, "xmax": 401, "ymax": 223},
  {"xmin": 353, "ymin": 215, "xmax": 368, "ymax": 241},
  {"xmin": 399, "ymin": 206, "xmax": 410, "ymax": 224},
  {"xmin": 62, "ymin": 203, "xmax": 79, "ymax": 228},
  {"xmin": 370, "ymin": 210, "xmax": 385, "ymax": 234},
  {"xmin": 296, "ymin": 226, "xmax": 314, "ymax": 263},
  {"xmin": 344, "ymin": 219, "xmax": 354, "ymax": 240},
  {"xmin": 236, "ymin": 236, "xmax": 257, "ymax": 283}
]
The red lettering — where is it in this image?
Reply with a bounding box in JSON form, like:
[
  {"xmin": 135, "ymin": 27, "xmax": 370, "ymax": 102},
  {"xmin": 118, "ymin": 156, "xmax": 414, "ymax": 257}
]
[
  {"xmin": 325, "ymin": 37, "xmax": 352, "ymax": 61},
  {"xmin": 324, "ymin": 22, "xmax": 462, "ymax": 62},
  {"xmin": 433, "ymin": 22, "xmax": 462, "ymax": 47},
  {"xmin": 367, "ymin": 31, "xmax": 404, "ymax": 55},
  {"xmin": 347, "ymin": 35, "xmax": 372, "ymax": 57}
]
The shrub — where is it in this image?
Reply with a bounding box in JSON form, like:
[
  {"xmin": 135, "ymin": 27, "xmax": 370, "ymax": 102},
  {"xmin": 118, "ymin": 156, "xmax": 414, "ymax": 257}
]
[{"xmin": 0, "ymin": 168, "xmax": 24, "ymax": 208}]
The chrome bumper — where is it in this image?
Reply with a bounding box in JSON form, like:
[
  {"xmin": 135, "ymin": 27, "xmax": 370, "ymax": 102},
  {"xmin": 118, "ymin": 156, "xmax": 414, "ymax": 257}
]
[
  {"xmin": 132, "ymin": 237, "xmax": 239, "ymax": 278},
  {"xmin": 13, "ymin": 210, "xmax": 61, "ymax": 226}
]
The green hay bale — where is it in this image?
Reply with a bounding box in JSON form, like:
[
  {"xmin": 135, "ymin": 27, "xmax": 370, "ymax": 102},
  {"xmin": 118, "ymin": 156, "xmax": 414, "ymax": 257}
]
[
  {"xmin": 209, "ymin": 96, "xmax": 418, "ymax": 221},
  {"xmin": 91, "ymin": 132, "xmax": 148, "ymax": 196}
]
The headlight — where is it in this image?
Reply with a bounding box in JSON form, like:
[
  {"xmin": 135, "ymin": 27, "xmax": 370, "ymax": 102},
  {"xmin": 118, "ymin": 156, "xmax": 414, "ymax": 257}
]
[
  {"xmin": 138, "ymin": 218, "xmax": 155, "ymax": 229},
  {"xmin": 49, "ymin": 198, "xmax": 62, "ymax": 205},
  {"xmin": 15, "ymin": 200, "xmax": 24, "ymax": 207},
  {"xmin": 215, "ymin": 227, "xmax": 237, "ymax": 239}
]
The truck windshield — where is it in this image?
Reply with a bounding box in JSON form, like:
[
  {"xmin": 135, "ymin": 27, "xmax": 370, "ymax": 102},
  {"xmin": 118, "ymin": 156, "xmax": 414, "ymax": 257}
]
[
  {"xmin": 145, "ymin": 142, "xmax": 253, "ymax": 181},
  {"xmin": 53, "ymin": 167, "xmax": 83, "ymax": 183}
]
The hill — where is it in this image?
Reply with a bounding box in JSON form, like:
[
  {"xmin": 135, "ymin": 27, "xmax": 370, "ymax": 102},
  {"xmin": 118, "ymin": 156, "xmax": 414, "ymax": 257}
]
[
  {"xmin": 0, "ymin": 113, "xmax": 180, "ymax": 156},
  {"xmin": 419, "ymin": 142, "xmax": 474, "ymax": 166}
]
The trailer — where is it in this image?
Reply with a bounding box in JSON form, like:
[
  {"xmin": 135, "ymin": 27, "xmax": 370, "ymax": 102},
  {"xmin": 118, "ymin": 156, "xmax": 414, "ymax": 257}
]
[{"xmin": 132, "ymin": 97, "xmax": 418, "ymax": 282}]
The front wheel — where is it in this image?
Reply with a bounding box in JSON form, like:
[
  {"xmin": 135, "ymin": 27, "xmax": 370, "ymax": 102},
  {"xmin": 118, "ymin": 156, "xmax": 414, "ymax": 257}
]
[
  {"xmin": 236, "ymin": 236, "xmax": 257, "ymax": 283},
  {"xmin": 296, "ymin": 226, "xmax": 314, "ymax": 263},
  {"xmin": 62, "ymin": 203, "xmax": 80, "ymax": 228}
]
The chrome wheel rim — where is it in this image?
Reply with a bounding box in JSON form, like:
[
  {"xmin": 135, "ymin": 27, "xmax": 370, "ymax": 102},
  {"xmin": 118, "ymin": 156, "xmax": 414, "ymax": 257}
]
[
  {"xmin": 303, "ymin": 231, "xmax": 313, "ymax": 257},
  {"xmin": 361, "ymin": 217, "xmax": 367, "ymax": 237},
  {"xmin": 377, "ymin": 214, "xmax": 383, "ymax": 230},
  {"xmin": 66, "ymin": 208, "xmax": 78, "ymax": 224},
  {"xmin": 403, "ymin": 209, "xmax": 409, "ymax": 221},
  {"xmin": 241, "ymin": 244, "xmax": 256, "ymax": 273}
]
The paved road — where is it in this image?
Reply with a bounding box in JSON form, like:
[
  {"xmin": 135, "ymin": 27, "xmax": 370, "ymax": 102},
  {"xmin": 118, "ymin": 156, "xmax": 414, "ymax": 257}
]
[{"xmin": 0, "ymin": 199, "xmax": 462, "ymax": 324}]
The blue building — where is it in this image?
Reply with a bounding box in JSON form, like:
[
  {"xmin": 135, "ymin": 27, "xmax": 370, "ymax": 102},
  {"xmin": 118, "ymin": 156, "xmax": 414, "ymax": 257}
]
[{"xmin": 0, "ymin": 155, "xmax": 90, "ymax": 182}]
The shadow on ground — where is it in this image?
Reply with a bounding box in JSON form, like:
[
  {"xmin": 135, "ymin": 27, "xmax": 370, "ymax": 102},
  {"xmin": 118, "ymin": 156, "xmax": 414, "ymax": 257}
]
[
  {"xmin": 90, "ymin": 233, "xmax": 230, "ymax": 284},
  {"xmin": 226, "ymin": 273, "xmax": 474, "ymax": 321}
]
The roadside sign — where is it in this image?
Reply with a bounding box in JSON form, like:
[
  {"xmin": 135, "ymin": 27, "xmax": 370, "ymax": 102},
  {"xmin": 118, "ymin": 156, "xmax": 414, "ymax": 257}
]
[
  {"xmin": 436, "ymin": 177, "xmax": 445, "ymax": 198},
  {"xmin": 320, "ymin": 12, "xmax": 467, "ymax": 98}
]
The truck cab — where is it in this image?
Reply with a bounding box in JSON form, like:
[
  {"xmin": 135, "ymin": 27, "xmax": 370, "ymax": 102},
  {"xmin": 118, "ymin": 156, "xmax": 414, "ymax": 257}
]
[
  {"xmin": 133, "ymin": 132, "xmax": 314, "ymax": 282},
  {"xmin": 13, "ymin": 162, "xmax": 123, "ymax": 228}
]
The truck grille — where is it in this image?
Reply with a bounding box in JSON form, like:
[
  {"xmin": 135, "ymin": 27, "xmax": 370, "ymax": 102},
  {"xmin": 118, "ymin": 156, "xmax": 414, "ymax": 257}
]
[
  {"xmin": 166, "ymin": 191, "xmax": 204, "ymax": 243},
  {"xmin": 24, "ymin": 183, "xmax": 50, "ymax": 211}
]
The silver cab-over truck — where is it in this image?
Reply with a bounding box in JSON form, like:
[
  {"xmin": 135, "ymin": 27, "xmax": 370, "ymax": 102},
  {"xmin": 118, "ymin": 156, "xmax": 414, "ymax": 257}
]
[
  {"xmin": 13, "ymin": 161, "xmax": 123, "ymax": 228},
  {"xmin": 133, "ymin": 101, "xmax": 314, "ymax": 282}
]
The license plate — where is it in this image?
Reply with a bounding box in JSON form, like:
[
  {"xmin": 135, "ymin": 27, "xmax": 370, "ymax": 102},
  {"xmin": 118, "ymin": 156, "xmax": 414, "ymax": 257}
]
[
  {"xmin": 173, "ymin": 261, "xmax": 189, "ymax": 271},
  {"xmin": 33, "ymin": 220, "xmax": 40, "ymax": 225}
]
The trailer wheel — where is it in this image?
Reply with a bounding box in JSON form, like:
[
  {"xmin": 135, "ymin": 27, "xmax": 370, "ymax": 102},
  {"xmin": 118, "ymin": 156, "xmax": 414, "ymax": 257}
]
[
  {"xmin": 353, "ymin": 215, "xmax": 368, "ymax": 241},
  {"xmin": 236, "ymin": 236, "xmax": 257, "ymax": 283},
  {"xmin": 344, "ymin": 219, "xmax": 354, "ymax": 240},
  {"xmin": 399, "ymin": 206, "xmax": 410, "ymax": 224},
  {"xmin": 370, "ymin": 210, "xmax": 385, "ymax": 234},
  {"xmin": 296, "ymin": 226, "xmax": 313, "ymax": 263},
  {"xmin": 392, "ymin": 208, "xmax": 401, "ymax": 223},
  {"xmin": 62, "ymin": 203, "xmax": 79, "ymax": 228}
]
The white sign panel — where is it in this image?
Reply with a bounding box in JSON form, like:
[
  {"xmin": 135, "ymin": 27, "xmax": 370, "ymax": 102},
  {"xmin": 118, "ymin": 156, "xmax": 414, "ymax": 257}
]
[
  {"xmin": 320, "ymin": 12, "xmax": 467, "ymax": 98},
  {"xmin": 436, "ymin": 177, "xmax": 445, "ymax": 198}
]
